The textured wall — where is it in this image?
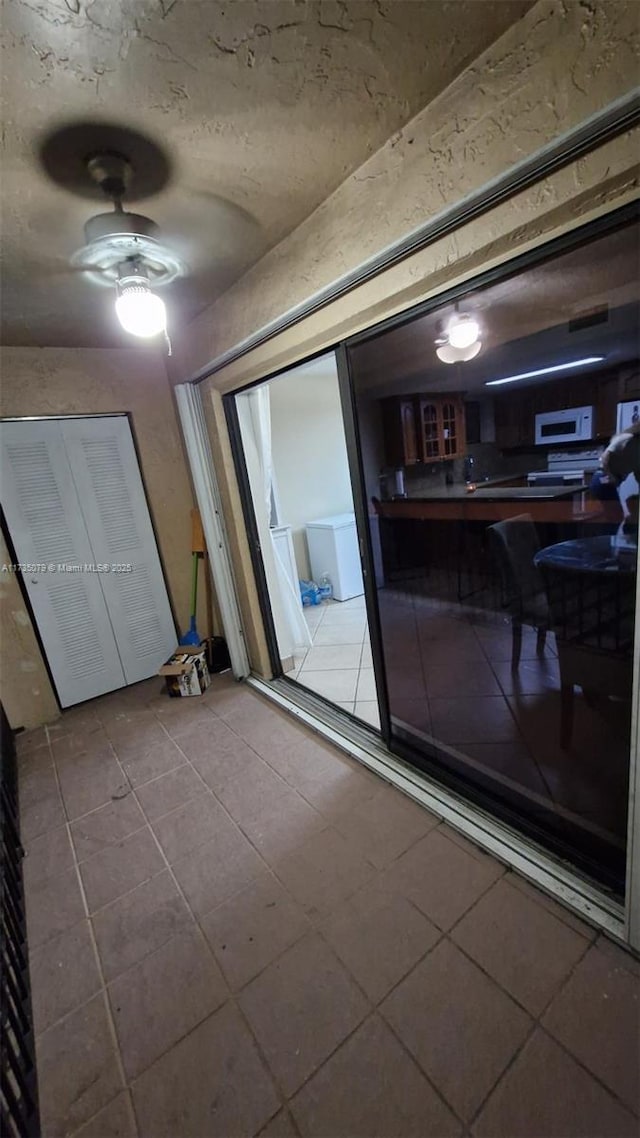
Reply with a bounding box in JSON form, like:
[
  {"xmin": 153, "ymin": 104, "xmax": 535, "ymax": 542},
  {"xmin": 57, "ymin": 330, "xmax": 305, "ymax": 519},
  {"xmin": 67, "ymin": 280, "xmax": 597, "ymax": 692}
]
[
  {"xmin": 0, "ymin": 346, "xmax": 197, "ymax": 728},
  {"xmin": 171, "ymin": 0, "xmax": 639, "ymax": 682},
  {"xmin": 171, "ymin": 0, "xmax": 640, "ymax": 382},
  {"xmin": 0, "ymin": 529, "xmax": 60, "ymax": 729}
]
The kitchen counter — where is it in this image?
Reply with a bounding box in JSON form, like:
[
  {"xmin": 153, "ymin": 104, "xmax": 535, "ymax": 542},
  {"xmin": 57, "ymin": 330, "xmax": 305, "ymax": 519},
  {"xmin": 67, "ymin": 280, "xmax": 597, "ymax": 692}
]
[
  {"xmin": 394, "ymin": 476, "xmax": 520, "ymax": 502},
  {"xmin": 462, "ymin": 484, "xmax": 587, "ymax": 501},
  {"xmin": 375, "ymin": 483, "xmax": 603, "ymax": 525},
  {"xmin": 390, "ymin": 482, "xmax": 586, "ymax": 502}
]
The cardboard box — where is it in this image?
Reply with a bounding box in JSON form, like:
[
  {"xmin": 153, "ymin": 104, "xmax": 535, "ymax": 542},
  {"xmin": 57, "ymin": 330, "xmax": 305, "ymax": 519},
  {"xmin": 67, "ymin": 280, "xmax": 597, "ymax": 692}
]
[{"xmin": 159, "ymin": 645, "xmax": 211, "ymax": 698}]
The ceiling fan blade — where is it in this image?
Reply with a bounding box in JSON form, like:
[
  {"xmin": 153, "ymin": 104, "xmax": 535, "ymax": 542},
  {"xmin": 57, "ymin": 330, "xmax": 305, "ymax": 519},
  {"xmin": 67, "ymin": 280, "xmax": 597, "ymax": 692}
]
[
  {"xmin": 157, "ymin": 185, "xmax": 264, "ymax": 270},
  {"xmin": 35, "ymin": 258, "xmax": 112, "ymax": 280}
]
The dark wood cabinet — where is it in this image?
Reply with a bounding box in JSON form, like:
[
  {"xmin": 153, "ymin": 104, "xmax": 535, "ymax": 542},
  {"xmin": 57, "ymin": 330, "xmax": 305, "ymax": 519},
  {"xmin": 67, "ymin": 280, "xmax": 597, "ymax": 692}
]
[
  {"xmin": 494, "ymin": 391, "xmax": 534, "ymax": 448},
  {"xmin": 380, "ymin": 397, "xmax": 420, "ymax": 466},
  {"xmin": 493, "ymin": 369, "xmax": 633, "ymax": 449},
  {"xmin": 381, "ymin": 394, "xmax": 466, "ymax": 465},
  {"xmin": 419, "ymin": 399, "xmax": 441, "ymax": 460},
  {"xmin": 418, "ymin": 395, "xmax": 466, "ymax": 461},
  {"xmin": 594, "ymin": 375, "xmax": 620, "ymax": 439},
  {"xmin": 399, "ymin": 399, "xmax": 420, "ymax": 464}
]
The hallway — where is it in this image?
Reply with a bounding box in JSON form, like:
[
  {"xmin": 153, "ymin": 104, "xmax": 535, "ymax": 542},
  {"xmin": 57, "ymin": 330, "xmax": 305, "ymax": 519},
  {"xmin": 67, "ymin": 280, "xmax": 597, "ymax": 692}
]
[{"xmin": 19, "ymin": 675, "xmax": 639, "ymax": 1138}]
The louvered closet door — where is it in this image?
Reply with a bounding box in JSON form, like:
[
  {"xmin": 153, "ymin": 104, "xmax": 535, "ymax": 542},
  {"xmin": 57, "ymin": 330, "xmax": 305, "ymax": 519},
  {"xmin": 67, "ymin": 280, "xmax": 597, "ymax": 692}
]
[
  {"xmin": 61, "ymin": 417, "xmax": 176, "ymax": 684},
  {"xmin": 0, "ymin": 420, "xmax": 126, "ymax": 707}
]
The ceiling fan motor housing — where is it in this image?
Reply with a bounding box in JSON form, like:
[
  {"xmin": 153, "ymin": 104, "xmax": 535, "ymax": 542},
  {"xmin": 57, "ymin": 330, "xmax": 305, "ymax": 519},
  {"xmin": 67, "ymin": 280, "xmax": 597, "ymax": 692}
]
[
  {"xmin": 57, "ymin": 146, "xmax": 187, "ymax": 286},
  {"xmin": 83, "ymin": 210, "xmax": 160, "ymax": 246}
]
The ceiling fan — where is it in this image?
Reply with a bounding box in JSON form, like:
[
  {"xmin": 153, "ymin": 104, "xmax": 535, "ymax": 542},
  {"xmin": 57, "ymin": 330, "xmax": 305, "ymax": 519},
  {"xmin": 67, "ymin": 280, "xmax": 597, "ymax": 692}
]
[
  {"xmin": 36, "ymin": 122, "xmax": 192, "ymax": 344},
  {"xmin": 36, "ymin": 119, "xmax": 261, "ymax": 346},
  {"xmin": 434, "ymin": 310, "xmax": 482, "ymax": 364},
  {"xmin": 71, "ymin": 150, "xmax": 186, "ymax": 342}
]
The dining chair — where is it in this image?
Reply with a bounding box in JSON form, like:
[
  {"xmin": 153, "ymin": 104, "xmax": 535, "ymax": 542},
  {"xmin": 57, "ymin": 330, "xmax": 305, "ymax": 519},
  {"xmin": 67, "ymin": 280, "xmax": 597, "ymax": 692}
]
[
  {"xmin": 553, "ymin": 641, "xmax": 633, "ymax": 750},
  {"xmin": 537, "ymin": 551, "xmax": 635, "ymax": 750},
  {"xmin": 487, "ymin": 514, "xmax": 550, "ymax": 670}
]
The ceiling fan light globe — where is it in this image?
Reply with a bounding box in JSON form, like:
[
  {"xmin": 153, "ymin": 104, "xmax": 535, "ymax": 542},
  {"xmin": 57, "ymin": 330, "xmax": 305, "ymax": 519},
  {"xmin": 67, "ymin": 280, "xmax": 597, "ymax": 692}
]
[
  {"xmin": 460, "ymin": 339, "xmax": 482, "ymax": 361},
  {"xmin": 115, "ymin": 286, "xmax": 166, "ymax": 337},
  {"xmin": 435, "ymin": 339, "xmax": 482, "ymax": 364},
  {"xmin": 447, "ymin": 315, "xmax": 480, "ymax": 349}
]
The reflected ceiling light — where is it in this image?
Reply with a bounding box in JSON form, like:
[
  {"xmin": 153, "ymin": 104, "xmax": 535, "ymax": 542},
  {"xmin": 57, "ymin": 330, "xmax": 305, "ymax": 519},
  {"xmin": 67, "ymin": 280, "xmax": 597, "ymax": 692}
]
[
  {"xmin": 485, "ymin": 356, "xmax": 604, "ymax": 386},
  {"xmin": 446, "ymin": 314, "xmax": 480, "ymax": 349},
  {"xmin": 115, "ymin": 268, "xmax": 167, "ymax": 338},
  {"xmin": 436, "ymin": 340, "xmax": 483, "ymax": 364},
  {"xmin": 435, "ymin": 310, "xmax": 482, "ymax": 364}
]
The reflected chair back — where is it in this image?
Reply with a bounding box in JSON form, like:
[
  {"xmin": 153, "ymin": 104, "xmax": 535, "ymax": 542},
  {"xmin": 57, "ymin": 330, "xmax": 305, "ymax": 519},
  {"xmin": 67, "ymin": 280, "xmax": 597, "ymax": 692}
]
[{"xmin": 487, "ymin": 514, "xmax": 549, "ymax": 628}]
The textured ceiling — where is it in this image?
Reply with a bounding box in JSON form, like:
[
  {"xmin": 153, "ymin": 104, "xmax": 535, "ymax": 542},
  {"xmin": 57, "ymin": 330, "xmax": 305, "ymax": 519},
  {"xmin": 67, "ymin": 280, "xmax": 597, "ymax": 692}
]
[
  {"xmin": 1, "ymin": 0, "xmax": 534, "ymax": 348},
  {"xmin": 350, "ymin": 220, "xmax": 640, "ymax": 395}
]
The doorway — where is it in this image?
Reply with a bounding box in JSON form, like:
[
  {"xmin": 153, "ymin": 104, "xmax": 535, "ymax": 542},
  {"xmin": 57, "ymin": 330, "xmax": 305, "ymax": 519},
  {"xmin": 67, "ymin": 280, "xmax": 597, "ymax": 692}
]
[
  {"xmin": 231, "ymin": 352, "xmax": 378, "ymax": 727},
  {"xmin": 1, "ymin": 415, "xmax": 176, "ymax": 707}
]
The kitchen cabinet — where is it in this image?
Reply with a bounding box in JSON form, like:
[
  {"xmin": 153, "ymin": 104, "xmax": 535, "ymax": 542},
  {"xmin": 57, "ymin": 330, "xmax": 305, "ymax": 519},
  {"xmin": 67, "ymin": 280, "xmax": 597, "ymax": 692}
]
[
  {"xmin": 381, "ymin": 394, "xmax": 466, "ymax": 465},
  {"xmin": 380, "ymin": 397, "xmax": 420, "ymax": 466},
  {"xmin": 493, "ymin": 369, "xmax": 638, "ymax": 449},
  {"xmin": 594, "ymin": 375, "xmax": 620, "ymax": 439},
  {"xmin": 494, "ymin": 392, "xmax": 533, "ymax": 449},
  {"xmin": 493, "ymin": 381, "xmax": 594, "ymax": 448},
  {"xmin": 418, "ymin": 395, "xmax": 466, "ymax": 461}
]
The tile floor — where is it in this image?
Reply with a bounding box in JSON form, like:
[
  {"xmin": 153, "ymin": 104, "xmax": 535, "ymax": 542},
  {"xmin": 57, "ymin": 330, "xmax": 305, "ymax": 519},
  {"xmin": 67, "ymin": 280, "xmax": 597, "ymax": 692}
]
[
  {"xmin": 289, "ymin": 586, "xmax": 629, "ymax": 849},
  {"xmin": 376, "ymin": 585, "xmax": 630, "ymax": 848},
  {"xmin": 17, "ymin": 674, "xmax": 639, "ymax": 1138},
  {"xmin": 286, "ymin": 595, "xmax": 379, "ymax": 728}
]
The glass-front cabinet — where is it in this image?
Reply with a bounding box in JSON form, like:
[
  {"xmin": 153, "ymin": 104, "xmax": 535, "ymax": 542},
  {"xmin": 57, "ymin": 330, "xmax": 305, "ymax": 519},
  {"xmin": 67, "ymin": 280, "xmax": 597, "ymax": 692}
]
[
  {"xmin": 382, "ymin": 394, "xmax": 466, "ymax": 465},
  {"xmin": 420, "ymin": 399, "xmax": 441, "ymax": 459}
]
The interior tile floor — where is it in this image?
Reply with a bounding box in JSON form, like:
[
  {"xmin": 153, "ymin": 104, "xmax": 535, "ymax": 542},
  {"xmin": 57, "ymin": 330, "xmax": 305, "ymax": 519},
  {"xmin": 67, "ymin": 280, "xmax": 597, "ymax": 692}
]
[
  {"xmin": 290, "ymin": 586, "xmax": 629, "ymax": 848},
  {"xmin": 287, "ymin": 595, "xmax": 379, "ymax": 728},
  {"xmin": 377, "ymin": 584, "xmax": 630, "ymax": 848},
  {"xmin": 17, "ymin": 674, "xmax": 639, "ymax": 1138}
]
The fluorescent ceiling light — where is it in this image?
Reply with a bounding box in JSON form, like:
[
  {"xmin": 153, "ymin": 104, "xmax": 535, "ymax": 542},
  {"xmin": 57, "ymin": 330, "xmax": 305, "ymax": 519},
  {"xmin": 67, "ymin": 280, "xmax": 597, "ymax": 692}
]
[{"xmin": 485, "ymin": 356, "xmax": 604, "ymax": 386}]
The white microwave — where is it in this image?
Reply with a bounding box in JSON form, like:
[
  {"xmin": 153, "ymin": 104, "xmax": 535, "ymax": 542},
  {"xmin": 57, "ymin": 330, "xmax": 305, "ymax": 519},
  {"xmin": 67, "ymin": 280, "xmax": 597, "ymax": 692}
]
[{"xmin": 534, "ymin": 405, "xmax": 593, "ymax": 446}]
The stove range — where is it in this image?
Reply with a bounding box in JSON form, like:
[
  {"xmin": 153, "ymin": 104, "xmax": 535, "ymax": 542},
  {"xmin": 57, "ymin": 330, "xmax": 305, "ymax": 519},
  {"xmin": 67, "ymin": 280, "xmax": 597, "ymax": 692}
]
[{"xmin": 526, "ymin": 448, "xmax": 603, "ymax": 487}]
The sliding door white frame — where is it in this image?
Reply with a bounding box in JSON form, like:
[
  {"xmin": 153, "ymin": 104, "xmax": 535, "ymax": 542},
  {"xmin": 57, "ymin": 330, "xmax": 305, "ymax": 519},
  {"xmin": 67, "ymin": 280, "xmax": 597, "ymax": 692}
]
[{"xmin": 174, "ymin": 383, "xmax": 250, "ymax": 679}]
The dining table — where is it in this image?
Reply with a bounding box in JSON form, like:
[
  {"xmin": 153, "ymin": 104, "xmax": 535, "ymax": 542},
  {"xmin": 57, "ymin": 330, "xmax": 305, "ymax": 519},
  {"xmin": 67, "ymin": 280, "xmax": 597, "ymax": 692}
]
[
  {"xmin": 534, "ymin": 533, "xmax": 637, "ymax": 654},
  {"xmin": 534, "ymin": 534, "xmax": 637, "ymax": 576},
  {"xmin": 534, "ymin": 533, "xmax": 638, "ymax": 749}
]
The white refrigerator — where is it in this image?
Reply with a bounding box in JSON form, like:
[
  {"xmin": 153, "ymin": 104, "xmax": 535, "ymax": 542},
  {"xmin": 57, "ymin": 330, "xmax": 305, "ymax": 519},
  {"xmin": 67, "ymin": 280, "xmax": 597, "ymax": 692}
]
[
  {"xmin": 616, "ymin": 401, "xmax": 639, "ymax": 513},
  {"xmin": 305, "ymin": 512, "xmax": 364, "ymax": 601}
]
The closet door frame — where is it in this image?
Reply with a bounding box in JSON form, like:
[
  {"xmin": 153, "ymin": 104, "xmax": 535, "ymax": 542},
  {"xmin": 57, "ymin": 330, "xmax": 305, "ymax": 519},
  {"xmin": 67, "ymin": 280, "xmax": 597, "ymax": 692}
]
[{"xmin": 0, "ymin": 412, "xmax": 177, "ymax": 709}]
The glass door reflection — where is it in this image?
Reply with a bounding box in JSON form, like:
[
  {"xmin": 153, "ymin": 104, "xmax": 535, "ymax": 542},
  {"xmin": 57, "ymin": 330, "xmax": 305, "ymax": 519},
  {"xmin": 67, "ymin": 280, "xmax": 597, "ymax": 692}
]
[{"xmin": 346, "ymin": 209, "xmax": 640, "ymax": 892}]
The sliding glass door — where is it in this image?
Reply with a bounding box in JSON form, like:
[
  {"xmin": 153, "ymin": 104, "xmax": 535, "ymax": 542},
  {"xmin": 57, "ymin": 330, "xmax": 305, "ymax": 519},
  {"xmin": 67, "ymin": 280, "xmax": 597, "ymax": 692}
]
[
  {"xmin": 342, "ymin": 204, "xmax": 640, "ymax": 893},
  {"xmin": 228, "ymin": 353, "xmax": 377, "ymax": 726}
]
